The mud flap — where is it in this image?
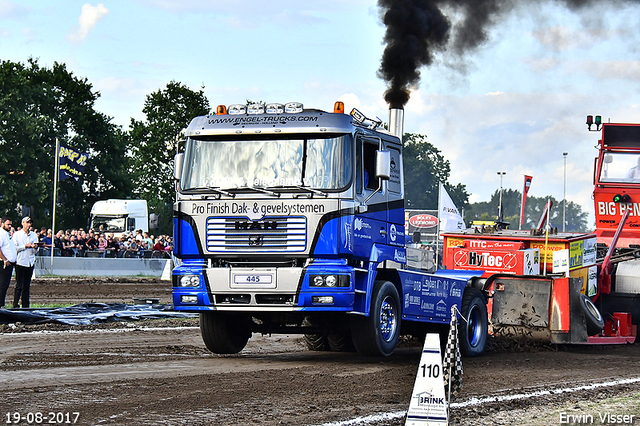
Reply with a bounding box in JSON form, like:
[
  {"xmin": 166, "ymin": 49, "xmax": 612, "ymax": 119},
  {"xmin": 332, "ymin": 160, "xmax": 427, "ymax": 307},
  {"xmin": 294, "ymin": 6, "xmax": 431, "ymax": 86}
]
[
  {"xmin": 491, "ymin": 276, "xmax": 552, "ymax": 341},
  {"xmin": 490, "ymin": 276, "xmax": 590, "ymax": 344},
  {"xmin": 492, "ymin": 277, "xmax": 551, "ymax": 327}
]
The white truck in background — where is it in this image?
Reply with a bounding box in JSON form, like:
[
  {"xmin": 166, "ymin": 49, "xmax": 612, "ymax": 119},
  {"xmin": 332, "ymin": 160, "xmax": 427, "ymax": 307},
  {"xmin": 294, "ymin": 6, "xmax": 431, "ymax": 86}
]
[{"xmin": 89, "ymin": 199, "xmax": 157, "ymax": 237}]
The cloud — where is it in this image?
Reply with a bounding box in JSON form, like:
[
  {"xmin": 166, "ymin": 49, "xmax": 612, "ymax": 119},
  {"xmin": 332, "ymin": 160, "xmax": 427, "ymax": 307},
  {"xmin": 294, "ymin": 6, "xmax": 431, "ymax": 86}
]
[
  {"xmin": 400, "ymin": 89, "xmax": 603, "ymax": 223},
  {"xmin": 531, "ymin": 26, "xmax": 581, "ymax": 52},
  {"xmin": 525, "ymin": 57, "xmax": 562, "ymax": 73},
  {"xmin": 67, "ymin": 3, "xmax": 109, "ymax": 43},
  {"xmin": 530, "ymin": 24, "xmax": 626, "ymax": 54},
  {"xmin": 576, "ymin": 60, "xmax": 640, "ymax": 82},
  {"xmin": 0, "ymin": 0, "xmax": 27, "ymax": 19},
  {"xmin": 137, "ymin": 0, "xmax": 342, "ymax": 28}
]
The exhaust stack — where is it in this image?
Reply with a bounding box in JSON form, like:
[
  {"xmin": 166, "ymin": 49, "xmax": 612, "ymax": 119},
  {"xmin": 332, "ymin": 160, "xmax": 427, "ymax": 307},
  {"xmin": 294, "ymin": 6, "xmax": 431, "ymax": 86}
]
[{"xmin": 388, "ymin": 108, "xmax": 404, "ymax": 139}]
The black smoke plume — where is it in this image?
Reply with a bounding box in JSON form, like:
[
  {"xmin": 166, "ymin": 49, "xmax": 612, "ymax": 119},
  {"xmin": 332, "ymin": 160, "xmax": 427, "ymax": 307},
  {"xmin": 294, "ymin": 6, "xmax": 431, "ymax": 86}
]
[{"xmin": 377, "ymin": 0, "xmax": 635, "ymax": 108}]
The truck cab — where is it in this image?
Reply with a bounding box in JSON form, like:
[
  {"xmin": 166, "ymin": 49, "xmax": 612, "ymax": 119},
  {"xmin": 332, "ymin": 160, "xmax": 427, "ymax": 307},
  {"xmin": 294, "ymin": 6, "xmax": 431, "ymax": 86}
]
[
  {"xmin": 172, "ymin": 101, "xmax": 486, "ymax": 357},
  {"xmin": 89, "ymin": 199, "xmax": 149, "ymax": 238},
  {"xmin": 592, "ymin": 122, "xmax": 640, "ymax": 249}
]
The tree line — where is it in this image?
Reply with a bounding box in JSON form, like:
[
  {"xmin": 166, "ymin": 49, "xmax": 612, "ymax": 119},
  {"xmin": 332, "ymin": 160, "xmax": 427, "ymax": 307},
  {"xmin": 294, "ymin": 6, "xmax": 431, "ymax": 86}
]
[
  {"xmin": 466, "ymin": 189, "xmax": 589, "ymax": 232},
  {"xmin": 402, "ymin": 134, "xmax": 589, "ymax": 232},
  {"xmin": 0, "ymin": 59, "xmax": 208, "ymax": 233},
  {"xmin": 0, "ymin": 58, "xmax": 588, "ymax": 234}
]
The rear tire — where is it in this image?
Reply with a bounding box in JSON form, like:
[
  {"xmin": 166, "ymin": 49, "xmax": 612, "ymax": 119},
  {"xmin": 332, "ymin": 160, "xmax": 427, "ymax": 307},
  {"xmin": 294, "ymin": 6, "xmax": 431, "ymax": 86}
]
[
  {"xmin": 200, "ymin": 312, "xmax": 251, "ymax": 354},
  {"xmin": 351, "ymin": 281, "xmax": 401, "ymax": 357},
  {"xmin": 327, "ymin": 329, "xmax": 356, "ymax": 352},
  {"xmin": 459, "ymin": 288, "xmax": 488, "ymax": 357},
  {"xmin": 580, "ymin": 294, "xmax": 605, "ymax": 336}
]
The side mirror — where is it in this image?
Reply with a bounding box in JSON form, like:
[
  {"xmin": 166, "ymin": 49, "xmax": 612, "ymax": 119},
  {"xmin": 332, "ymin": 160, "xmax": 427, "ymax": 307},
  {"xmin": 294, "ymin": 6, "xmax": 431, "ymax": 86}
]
[
  {"xmin": 363, "ymin": 150, "xmax": 391, "ymax": 206},
  {"xmin": 376, "ymin": 150, "xmax": 390, "ymax": 180},
  {"xmin": 174, "ymin": 153, "xmax": 184, "ymax": 180}
]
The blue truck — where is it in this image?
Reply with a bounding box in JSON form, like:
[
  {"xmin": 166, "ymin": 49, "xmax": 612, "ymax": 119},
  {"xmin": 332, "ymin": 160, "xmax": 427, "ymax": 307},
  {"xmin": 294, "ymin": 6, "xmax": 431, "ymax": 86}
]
[{"xmin": 171, "ymin": 101, "xmax": 488, "ymax": 357}]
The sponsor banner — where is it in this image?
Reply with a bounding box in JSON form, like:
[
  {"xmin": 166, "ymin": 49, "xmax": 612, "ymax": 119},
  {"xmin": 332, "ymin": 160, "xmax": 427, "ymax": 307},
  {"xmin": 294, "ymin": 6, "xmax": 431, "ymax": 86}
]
[
  {"xmin": 583, "ymin": 237, "xmax": 597, "ymax": 267},
  {"xmin": 594, "ymin": 192, "xmax": 640, "ymax": 230},
  {"xmin": 190, "ymin": 200, "xmax": 326, "ymax": 219},
  {"xmin": 444, "ymin": 236, "xmax": 465, "ymax": 249},
  {"xmin": 553, "ymin": 249, "xmax": 570, "ymax": 275},
  {"xmin": 446, "ymin": 247, "xmax": 539, "ymax": 277},
  {"xmin": 208, "ymin": 114, "xmax": 319, "ymax": 126},
  {"xmin": 463, "ymin": 240, "xmax": 524, "ymax": 250},
  {"xmin": 588, "ymin": 265, "xmax": 598, "ymax": 297},
  {"xmin": 388, "ymin": 148, "xmax": 402, "ymax": 193},
  {"xmin": 58, "ymin": 144, "xmax": 88, "ymax": 181},
  {"xmin": 410, "ymin": 213, "xmax": 439, "ymax": 229},
  {"xmin": 530, "ymin": 241, "xmax": 566, "ymax": 272},
  {"xmin": 406, "ymin": 210, "xmax": 439, "ymax": 242},
  {"xmin": 570, "ymin": 265, "xmax": 598, "ymax": 296},
  {"xmin": 520, "ymin": 175, "xmax": 533, "ymax": 227},
  {"xmin": 523, "ymin": 249, "xmax": 540, "ymax": 275},
  {"xmin": 569, "ymin": 240, "xmax": 584, "ymax": 271}
]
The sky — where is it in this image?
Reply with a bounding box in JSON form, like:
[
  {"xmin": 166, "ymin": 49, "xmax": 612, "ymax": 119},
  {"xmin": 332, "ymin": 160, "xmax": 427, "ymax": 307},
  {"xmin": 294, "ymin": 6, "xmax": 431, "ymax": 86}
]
[{"xmin": 2, "ymin": 0, "xmax": 640, "ymax": 227}]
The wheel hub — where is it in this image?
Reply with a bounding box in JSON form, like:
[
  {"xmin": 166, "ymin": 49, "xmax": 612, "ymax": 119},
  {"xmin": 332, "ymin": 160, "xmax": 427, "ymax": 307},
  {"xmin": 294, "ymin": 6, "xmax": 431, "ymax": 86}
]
[{"xmin": 379, "ymin": 296, "xmax": 397, "ymax": 342}]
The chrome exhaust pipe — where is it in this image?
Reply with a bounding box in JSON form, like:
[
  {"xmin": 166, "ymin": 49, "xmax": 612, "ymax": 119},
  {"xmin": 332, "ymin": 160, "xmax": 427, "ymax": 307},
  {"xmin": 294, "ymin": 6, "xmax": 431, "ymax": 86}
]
[{"xmin": 388, "ymin": 108, "xmax": 404, "ymax": 139}]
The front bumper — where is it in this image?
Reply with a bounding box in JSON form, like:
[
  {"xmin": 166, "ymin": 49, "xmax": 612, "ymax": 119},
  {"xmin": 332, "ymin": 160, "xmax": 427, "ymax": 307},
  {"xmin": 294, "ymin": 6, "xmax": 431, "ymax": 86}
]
[{"xmin": 172, "ymin": 261, "xmax": 356, "ymax": 312}]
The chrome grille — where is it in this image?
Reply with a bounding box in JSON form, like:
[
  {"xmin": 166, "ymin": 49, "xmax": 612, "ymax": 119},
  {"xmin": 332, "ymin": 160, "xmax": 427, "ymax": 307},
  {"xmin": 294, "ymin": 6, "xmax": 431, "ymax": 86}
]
[{"xmin": 206, "ymin": 216, "xmax": 306, "ymax": 252}]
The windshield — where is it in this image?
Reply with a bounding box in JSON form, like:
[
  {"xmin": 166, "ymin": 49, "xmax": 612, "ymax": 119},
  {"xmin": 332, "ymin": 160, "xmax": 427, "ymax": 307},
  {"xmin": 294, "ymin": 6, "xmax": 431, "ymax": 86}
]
[
  {"xmin": 181, "ymin": 135, "xmax": 352, "ymax": 191},
  {"xmin": 91, "ymin": 215, "xmax": 126, "ymax": 232},
  {"xmin": 599, "ymin": 152, "xmax": 640, "ymax": 183}
]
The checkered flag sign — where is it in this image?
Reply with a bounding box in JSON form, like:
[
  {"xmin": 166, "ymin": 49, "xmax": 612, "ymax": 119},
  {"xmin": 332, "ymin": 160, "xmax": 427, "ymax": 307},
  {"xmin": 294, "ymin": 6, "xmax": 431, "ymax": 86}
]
[{"xmin": 443, "ymin": 305, "xmax": 463, "ymax": 399}]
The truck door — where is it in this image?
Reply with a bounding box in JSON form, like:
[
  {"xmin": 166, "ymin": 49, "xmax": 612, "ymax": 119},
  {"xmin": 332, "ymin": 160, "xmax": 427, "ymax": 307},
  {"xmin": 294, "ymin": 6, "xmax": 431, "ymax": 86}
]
[
  {"xmin": 353, "ymin": 135, "xmax": 389, "ymax": 257},
  {"xmin": 382, "ymin": 140, "xmax": 404, "ymax": 248}
]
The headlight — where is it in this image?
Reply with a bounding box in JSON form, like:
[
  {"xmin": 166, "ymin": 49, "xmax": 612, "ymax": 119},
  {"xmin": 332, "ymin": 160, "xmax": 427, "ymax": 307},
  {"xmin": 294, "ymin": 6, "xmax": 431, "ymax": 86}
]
[
  {"xmin": 325, "ymin": 275, "xmax": 337, "ymax": 287},
  {"xmin": 179, "ymin": 275, "xmax": 200, "ymax": 287},
  {"xmin": 309, "ymin": 275, "xmax": 349, "ymax": 288}
]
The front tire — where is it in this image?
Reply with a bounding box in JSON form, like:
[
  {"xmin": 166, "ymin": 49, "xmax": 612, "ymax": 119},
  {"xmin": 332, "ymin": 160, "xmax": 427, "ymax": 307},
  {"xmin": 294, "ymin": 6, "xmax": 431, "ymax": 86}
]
[
  {"xmin": 200, "ymin": 312, "xmax": 251, "ymax": 354},
  {"xmin": 458, "ymin": 288, "xmax": 488, "ymax": 357},
  {"xmin": 302, "ymin": 316, "xmax": 329, "ymax": 351},
  {"xmin": 351, "ymin": 281, "xmax": 401, "ymax": 357}
]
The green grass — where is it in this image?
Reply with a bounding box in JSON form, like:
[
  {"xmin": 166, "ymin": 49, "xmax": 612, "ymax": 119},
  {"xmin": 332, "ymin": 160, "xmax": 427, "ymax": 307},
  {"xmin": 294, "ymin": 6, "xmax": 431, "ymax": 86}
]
[{"xmin": 23, "ymin": 302, "xmax": 78, "ymax": 309}]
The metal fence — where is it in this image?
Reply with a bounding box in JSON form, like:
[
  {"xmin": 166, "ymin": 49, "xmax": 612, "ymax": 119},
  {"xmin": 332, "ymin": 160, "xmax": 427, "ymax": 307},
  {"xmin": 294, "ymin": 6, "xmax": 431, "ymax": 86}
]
[
  {"xmin": 37, "ymin": 247, "xmax": 171, "ymax": 259},
  {"xmin": 34, "ymin": 255, "xmax": 173, "ymax": 278}
]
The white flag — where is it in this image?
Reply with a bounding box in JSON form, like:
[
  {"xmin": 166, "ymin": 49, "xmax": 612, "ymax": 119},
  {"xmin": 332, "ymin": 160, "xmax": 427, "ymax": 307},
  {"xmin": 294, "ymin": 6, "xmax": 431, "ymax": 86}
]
[{"xmin": 439, "ymin": 183, "xmax": 465, "ymax": 232}]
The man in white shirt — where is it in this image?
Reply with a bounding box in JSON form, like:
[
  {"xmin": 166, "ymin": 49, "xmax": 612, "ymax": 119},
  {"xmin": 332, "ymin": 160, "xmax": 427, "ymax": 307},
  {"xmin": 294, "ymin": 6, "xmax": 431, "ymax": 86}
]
[
  {"xmin": 13, "ymin": 216, "xmax": 39, "ymax": 308},
  {"xmin": 0, "ymin": 217, "xmax": 18, "ymax": 308},
  {"xmin": 627, "ymin": 156, "xmax": 640, "ymax": 180}
]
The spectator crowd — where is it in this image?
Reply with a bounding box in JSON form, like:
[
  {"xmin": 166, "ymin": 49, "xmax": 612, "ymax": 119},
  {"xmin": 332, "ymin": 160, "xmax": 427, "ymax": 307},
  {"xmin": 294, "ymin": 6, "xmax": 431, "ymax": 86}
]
[{"xmin": 8, "ymin": 223, "xmax": 174, "ymax": 259}]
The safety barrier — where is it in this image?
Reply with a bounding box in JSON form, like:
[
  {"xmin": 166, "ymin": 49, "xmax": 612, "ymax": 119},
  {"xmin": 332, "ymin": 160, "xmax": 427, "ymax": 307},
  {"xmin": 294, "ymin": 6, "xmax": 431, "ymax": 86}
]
[{"xmin": 34, "ymin": 255, "xmax": 173, "ymax": 278}]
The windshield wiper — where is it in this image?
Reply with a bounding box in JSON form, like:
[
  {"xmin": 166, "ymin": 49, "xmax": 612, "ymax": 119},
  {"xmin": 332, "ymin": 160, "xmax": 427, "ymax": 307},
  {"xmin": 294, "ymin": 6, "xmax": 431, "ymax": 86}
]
[
  {"xmin": 186, "ymin": 187, "xmax": 236, "ymax": 198},
  {"xmin": 270, "ymin": 185, "xmax": 328, "ymax": 198},
  {"xmin": 234, "ymin": 186, "xmax": 280, "ymax": 197}
]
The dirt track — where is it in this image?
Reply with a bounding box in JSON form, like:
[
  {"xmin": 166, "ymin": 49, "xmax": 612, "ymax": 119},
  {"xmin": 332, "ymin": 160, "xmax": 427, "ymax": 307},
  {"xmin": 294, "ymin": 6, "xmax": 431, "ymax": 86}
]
[{"xmin": 0, "ymin": 277, "xmax": 639, "ymax": 425}]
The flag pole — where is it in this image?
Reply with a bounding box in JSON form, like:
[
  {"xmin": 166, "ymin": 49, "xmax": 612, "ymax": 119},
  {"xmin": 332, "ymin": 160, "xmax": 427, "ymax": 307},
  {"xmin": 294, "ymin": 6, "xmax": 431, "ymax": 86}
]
[
  {"xmin": 543, "ymin": 198, "xmax": 550, "ymax": 276},
  {"xmin": 50, "ymin": 138, "xmax": 60, "ymax": 271},
  {"xmin": 519, "ymin": 184, "xmax": 524, "ymax": 230}
]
